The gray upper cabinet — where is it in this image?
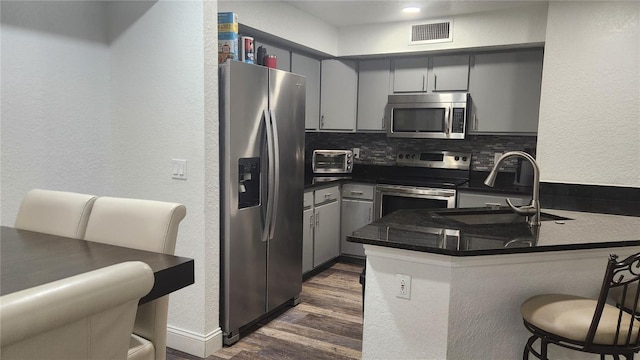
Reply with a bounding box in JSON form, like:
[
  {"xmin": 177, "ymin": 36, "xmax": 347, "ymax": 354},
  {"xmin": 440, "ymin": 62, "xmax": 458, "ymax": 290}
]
[
  {"xmin": 357, "ymin": 59, "xmax": 390, "ymax": 131},
  {"xmin": 431, "ymin": 54, "xmax": 470, "ymax": 91},
  {"xmin": 392, "ymin": 57, "xmax": 428, "ymax": 93},
  {"xmin": 291, "ymin": 53, "xmax": 321, "ymax": 131},
  {"xmin": 254, "ymin": 41, "xmax": 291, "ymax": 71},
  {"xmin": 468, "ymin": 49, "xmax": 544, "ymax": 135},
  {"xmin": 320, "ymin": 59, "xmax": 357, "ymax": 131}
]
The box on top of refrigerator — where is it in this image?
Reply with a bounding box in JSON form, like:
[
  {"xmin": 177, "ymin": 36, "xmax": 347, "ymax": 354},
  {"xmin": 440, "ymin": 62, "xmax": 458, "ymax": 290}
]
[
  {"xmin": 218, "ymin": 12, "xmax": 238, "ymax": 33},
  {"xmin": 218, "ymin": 12, "xmax": 238, "ymax": 63}
]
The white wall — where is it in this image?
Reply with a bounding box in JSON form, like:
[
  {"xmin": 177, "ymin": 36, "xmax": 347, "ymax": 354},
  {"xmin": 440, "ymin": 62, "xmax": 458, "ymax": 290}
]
[
  {"xmin": 1, "ymin": 0, "xmax": 221, "ymax": 357},
  {"xmin": 363, "ymin": 244, "xmax": 640, "ymax": 360},
  {"xmin": 217, "ymin": 0, "xmax": 338, "ymax": 56},
  {"xmin": 1, "ymin": 1, "xmax": 113, "ymax": 223},
  {"xmin": 338, "ymin": 3, "xmax": 548, "ymax": 57},
  {"xmin": 106, "ymin": 0, "xmax": 219, "ymax": 356},
  {"xmin": 537, "ymin": 1, "xmax": 640, "ymax": 187}
]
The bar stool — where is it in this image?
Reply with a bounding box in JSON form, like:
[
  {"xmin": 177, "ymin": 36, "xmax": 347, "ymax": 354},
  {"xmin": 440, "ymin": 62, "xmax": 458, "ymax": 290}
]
[{"xmin": 521, "ymin": 253, "xmax": 640, "ymax": 360}]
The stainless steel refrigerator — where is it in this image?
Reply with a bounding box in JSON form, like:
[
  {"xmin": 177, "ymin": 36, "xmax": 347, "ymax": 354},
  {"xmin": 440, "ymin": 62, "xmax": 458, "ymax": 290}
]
[{"xmin": 219, "ymin": 61, "xmax": 305, "ymax": 346}]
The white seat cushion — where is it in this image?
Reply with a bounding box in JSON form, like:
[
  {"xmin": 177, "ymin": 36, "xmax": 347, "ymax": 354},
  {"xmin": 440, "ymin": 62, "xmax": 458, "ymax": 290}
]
[
  {"xmin": 521, "ymin": 294, "xmax": 640, "ymax": 345},
  {"xmin": 128, "ymin": 333, "xmax": 155, "ymax": 360}
]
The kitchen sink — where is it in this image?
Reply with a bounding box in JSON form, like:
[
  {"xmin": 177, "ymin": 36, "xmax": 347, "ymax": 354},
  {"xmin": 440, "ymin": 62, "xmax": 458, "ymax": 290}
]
[{"xmin": 434, "ymin": 208, "xmax": 572, "ymax": 226}]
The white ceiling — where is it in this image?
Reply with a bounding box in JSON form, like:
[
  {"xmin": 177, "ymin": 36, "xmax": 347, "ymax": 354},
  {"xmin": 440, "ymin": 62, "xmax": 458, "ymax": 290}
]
[{"xmin": 284, "ymin": 0, "xmax": 544, "ymax": 27}]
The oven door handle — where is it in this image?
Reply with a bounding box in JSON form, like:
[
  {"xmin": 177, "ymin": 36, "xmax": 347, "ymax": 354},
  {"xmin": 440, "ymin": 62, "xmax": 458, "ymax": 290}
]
[{"xmin": 376, "ymin": 186, "xmax": 456, "ymax": 198}]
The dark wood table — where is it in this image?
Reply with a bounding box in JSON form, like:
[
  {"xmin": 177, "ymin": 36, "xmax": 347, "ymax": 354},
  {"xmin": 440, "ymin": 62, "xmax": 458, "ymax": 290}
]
[{"xmin": 1, "ymin": 226, "xmax": 194, "ymax": 304}]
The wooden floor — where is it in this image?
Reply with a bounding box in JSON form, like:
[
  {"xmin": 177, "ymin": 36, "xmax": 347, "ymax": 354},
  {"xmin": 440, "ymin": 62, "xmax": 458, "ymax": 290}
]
[{"xmin": 167, "ymin": 261, "xmax": 365, "ymax": 360}]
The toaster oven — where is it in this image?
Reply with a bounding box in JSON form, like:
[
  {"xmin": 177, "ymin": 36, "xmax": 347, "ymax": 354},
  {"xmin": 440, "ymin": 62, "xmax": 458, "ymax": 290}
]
[{"xmin": 312, "ymin": 150, "xmax": 353, "ymax": 174}]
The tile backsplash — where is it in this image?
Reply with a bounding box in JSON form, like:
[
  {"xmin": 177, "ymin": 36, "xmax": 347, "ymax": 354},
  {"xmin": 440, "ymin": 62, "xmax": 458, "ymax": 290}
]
[{"xmin": 305, "ymin": 132, "xmax": 537, "ymax": 172}]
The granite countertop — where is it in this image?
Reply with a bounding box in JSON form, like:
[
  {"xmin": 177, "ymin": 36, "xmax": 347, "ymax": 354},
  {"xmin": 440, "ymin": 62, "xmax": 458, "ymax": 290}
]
[
  {"xmin": 305, "ymin": 165, "xmax": 531, "ymax": 195},
  {"xmin": 347, "ymin": 207, "xmax": 640, "ymax": 256}
]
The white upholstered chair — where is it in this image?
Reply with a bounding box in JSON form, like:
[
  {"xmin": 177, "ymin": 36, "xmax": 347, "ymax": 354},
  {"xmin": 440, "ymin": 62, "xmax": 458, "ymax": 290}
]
[
  {"xmin": 0, "ymin": 261, "xmax": 154, "ymax": 360},
  {"xmin": 14, "ymin": 188, "xmax": 98, "ymax": 238},
  {"xmin": 84, "ymin": 196, "xmax": 187, "ymax": 360}
]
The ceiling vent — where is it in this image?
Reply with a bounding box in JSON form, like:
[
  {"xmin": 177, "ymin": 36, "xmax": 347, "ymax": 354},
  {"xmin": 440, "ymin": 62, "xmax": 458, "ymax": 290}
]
[{"xmin": 410, "ymin": 19, "xmax": 453, "ymax": 45}]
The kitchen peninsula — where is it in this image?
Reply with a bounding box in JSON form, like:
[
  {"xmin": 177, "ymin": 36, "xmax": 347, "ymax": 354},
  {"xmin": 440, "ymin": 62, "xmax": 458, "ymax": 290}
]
[{"xmin": 348, "ymin": 208, "xmax": 640, "ymax": 359}]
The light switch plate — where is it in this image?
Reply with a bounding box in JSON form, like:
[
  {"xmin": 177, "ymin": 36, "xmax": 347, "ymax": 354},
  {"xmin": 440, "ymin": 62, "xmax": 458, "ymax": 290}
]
[{"xmin": 172, "ymin": 159, "xmax": 187, "ymax": 180}]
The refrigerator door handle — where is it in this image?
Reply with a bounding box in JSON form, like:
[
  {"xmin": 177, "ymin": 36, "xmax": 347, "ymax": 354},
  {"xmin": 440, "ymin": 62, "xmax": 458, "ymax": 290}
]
[
  {"xmin": 268, "ymin": 109, "xmax": 280, "ymax": 240},
  {"xmin": 262, "ymin": 109, "xmax": 276, "ymax": 243}
]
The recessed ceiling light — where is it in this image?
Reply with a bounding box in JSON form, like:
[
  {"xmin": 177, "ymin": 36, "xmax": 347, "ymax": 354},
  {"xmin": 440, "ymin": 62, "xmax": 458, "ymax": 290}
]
[{"xmin": 403, "ymin": 7, "xmax": 421, "ymax": 14}]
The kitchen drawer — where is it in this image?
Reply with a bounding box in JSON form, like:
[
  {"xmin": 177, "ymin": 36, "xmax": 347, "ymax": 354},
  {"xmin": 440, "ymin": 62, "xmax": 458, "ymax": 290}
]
[
  {"xmin": 457, "ymin": 190, "xmax": 531, "ymax": 208},
  {"xmin": 342, "ymin": 183, "xmax": 374, "ymax": 200},
  {"xmin": 314, "ymin": 186, "xmax": 340, "ymax": 205},
  {"xmin": 304, "ymin": 191, "xmax": 314, "ymax": 209}
]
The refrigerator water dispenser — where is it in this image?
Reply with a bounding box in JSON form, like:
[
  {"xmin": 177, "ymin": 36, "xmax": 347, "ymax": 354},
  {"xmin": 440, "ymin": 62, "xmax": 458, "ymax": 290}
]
[{"xmin": 238, "ymin": 157, "xmax": 260, "ymax": 209}]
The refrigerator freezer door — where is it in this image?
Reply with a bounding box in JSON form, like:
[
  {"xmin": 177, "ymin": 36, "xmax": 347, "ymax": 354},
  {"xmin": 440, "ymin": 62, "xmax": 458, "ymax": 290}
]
[
  {"xmin": 266, "ymin": 69, "xmax": 305, "ymax": 312},
  {"xmin": 220, "ymin": 61, "xmax": 269, "ymax": 334}
]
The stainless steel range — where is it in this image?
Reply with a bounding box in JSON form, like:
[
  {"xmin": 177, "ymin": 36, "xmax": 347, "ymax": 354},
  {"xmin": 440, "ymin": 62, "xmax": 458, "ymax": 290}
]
[{"xmin": 375, "ymin": 151, "xmax": 471, "ymax": 219}]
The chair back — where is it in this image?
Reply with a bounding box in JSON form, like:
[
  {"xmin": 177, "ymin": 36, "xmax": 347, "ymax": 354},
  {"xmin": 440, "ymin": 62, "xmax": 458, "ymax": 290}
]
[
  {"xmin": 0, "ymin": 261, "xmax": 154, "ymax": 360},
  {"xmin": 14, "ymin": 189, "xmax": 97, "ymax": 238},
  {"xmin": 84, "ymin": 196, "xmax": 186, "ymax": 360},
  {"xmin": 586, "ymin": 253, "xmax": 640, "ymax": 352},
  {"xmin": 84, "ymin": 197, "xmax": 186, "ymax": 254}
]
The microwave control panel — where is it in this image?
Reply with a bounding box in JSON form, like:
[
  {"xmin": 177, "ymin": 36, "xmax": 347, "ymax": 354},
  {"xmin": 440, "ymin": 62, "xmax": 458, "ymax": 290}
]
[{"xmin": 451, "ymin": 108, "xmax": 466, "ymax": 134}]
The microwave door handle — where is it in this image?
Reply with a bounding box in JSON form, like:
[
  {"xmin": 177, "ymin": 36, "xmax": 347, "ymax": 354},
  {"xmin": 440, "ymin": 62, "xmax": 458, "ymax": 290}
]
[{"xmin": 445, "ymin": 107, "xmax": 451, "ymax": 135}]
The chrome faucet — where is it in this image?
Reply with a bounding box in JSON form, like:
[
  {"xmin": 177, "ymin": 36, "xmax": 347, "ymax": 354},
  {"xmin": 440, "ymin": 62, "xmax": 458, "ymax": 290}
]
[{"xmin": 484, "ymin": 151, "xmax": 541, "ymax": 227}]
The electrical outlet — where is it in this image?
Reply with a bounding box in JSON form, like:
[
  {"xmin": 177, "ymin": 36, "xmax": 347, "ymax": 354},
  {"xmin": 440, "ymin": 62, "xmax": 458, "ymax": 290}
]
[
  {"xmin": 353, "ymin": 148, "xmax": 360, "ymax": 159},
  {"xmin": 395, "ymin": 274, "xmax": 411, "ymax": 299}
]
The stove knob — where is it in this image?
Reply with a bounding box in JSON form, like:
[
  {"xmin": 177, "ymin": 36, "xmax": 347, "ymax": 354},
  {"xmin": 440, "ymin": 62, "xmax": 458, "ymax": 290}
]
[
  {"xmin": 462, "ymin": 156, "xmax": 468, "ymax": 162},
  {"xmin": 399, "ymin": 154, "xmax": 404, "ymax": 159},
  {"xmin": 455, "ymin": 156, "xmax": 460, "ymax": 161},
  {"xmin": 347, "ymin": 159, "xmax": 352, "ymax": 164}
]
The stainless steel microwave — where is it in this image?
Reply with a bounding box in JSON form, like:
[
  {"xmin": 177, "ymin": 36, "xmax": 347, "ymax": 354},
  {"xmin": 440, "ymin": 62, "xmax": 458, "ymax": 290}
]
[
  {"xmin": 312, "ymin": 150, "xmax": 353, "ymax": 174},
  {"xmin": 386, "ymin": 93, "xmax": 470, "ymax": 139}
]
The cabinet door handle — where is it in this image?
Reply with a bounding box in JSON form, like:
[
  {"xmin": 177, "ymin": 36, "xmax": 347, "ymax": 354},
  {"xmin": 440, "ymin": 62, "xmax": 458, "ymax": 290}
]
[
  {"xmin": 422, "ymin": 75, "xmax": 426, "ymax": 91},
  {"xmin": 473, "ymin": 114, "xmax": 478, "ymax": 131},
  {"xmin": 315, "ymin": 212, "xmax": 320, "ymax": 227},
  {"xmin": 310, "ymin": 214, "xmax": 315, "ymax": 228},
  {"xmin": 321, "ymin": 114, "xmax": 325, "ymax": 129},
  {"xmin": 434, "ymin": 74, "xmax": 437, "ymax": 91},
  {"xmin": 381, "ymin": 117, "xmax": 385, "ymax": 130},
  {"xmin": 350, "ymin": 190, "xmax": 364, "ymax": 195}
]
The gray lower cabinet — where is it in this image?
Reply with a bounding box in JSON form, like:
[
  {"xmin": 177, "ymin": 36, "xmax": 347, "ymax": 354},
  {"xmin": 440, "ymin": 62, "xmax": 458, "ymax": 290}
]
[
  {"xmin": 468, "ymin": 49, "xmax": 544, "ymax": 135},
  {"xmin": 303, "ymin": 186, "xmax": 341, "ymax": 274},
  {"xmin": 457, "ymin": 190, "xmax": 531, "ymax": 208},
  {"xmin": 312, "ymin": 186, "xmax": 341, "ymax": 269},
  {"xmin": 340, "ymin": 184, "xmax": 375, "ymax": 258},
  {"xmin": 302, "ymin": 192, "xmax": 314, "ymax": 273}
]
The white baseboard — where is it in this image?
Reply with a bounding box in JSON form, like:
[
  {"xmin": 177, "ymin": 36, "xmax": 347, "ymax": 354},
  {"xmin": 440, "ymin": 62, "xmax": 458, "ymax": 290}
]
[{"xmin": 166, "ymin": 325, "xmax": 223, "ymax": 358}]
